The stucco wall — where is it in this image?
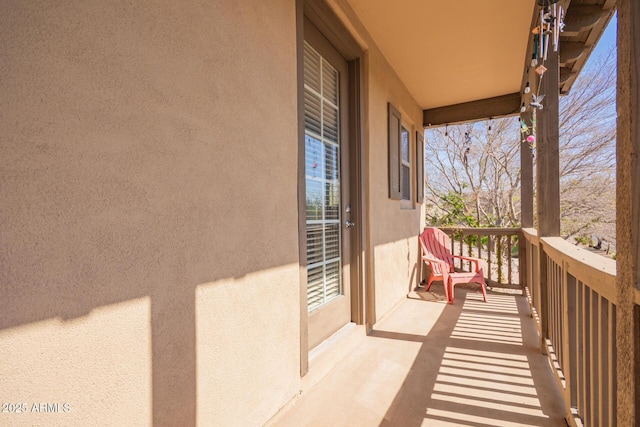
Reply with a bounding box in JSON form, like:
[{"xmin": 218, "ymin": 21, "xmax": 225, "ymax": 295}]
[
  {"xmin": 0, "ymin": 1, "xmax": 300, "ymax": 426},
  {"xmin": 366, "ymin": 39, "xmax": 425, "ymax": 320},
  {"xmin": 323, "ymin": 0, "xmax": 425, "ymax": 324}
]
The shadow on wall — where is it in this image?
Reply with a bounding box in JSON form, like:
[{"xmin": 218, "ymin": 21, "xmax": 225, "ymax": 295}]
[
  {"xmin": 1, "ymin": 1, "xmax": 302, "ymax": 425},
  {"xmin": 1, "ymin": 206, "xmax": 298, "ymax": 425}
]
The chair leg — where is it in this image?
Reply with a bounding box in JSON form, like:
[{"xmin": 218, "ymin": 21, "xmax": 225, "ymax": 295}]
[
  {"xmin": 426, "ymin": 275, "xmax": 434, "ymax": 291},
  {"xmin": 447, "ymin": 279, "xmax": 454, "ymax": 304},
  {"xmin": 479, "ymin": 279, "xmax": 488, "ymax": 302}
]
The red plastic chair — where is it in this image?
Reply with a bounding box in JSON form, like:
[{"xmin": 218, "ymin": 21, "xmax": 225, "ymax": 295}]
[{"xmin": 419, "ymin": 227, "xmax": 487, "ymax": 304}]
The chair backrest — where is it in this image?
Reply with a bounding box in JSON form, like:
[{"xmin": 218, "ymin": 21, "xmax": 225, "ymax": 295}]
[{"xmin": 419, "ymin": 227, "xmax": 454, "ymax": 271}]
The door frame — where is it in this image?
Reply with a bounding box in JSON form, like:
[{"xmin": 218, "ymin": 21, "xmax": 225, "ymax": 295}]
[{"xmin": 296, "ymin": 0, "xmax": 366, "ymax": 376}]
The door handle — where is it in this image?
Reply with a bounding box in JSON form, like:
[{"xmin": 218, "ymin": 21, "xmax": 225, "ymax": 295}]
[{"xmin": 345, "ymin": 220, "xmax": 356, "ymax": 228}]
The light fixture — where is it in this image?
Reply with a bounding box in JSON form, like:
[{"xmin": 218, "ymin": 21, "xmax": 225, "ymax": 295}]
[
  {"xmin": 524, "ymin": 82, "xmax": 531, "ymax": 94},
  {"xmin": 521, "ymin": 103, "xmax": 526, "ymax": 113}
]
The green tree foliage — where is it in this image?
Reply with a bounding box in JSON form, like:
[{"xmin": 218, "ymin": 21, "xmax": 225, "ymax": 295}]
[{"xmin": 427, "ymin": 192, "xmax": 479, "ymax": 227}]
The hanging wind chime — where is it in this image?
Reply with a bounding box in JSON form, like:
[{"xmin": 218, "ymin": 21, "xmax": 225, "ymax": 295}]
[
  {"xmin": 528, "ymin": 0, "xmax": 565, "ymax": 111},
  {"xmin": 519, "ymin": 0, "xmax": 564, "ymax": 159}
]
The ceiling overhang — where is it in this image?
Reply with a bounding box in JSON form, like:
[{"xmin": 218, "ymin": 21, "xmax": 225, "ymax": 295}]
[{"xmin": 346, "ymin": 0, "xmax": 616, "ymax": 128}]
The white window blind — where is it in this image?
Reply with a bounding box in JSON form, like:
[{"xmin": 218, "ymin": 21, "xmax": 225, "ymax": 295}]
[{"xmin": 303, "ymin": 41, "xmax": 342, "ymax": 311}]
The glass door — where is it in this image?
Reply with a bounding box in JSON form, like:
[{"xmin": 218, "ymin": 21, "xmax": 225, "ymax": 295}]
[{"xmin": 303, "ymin": 37, "xmax": 351, "ymax": 349}]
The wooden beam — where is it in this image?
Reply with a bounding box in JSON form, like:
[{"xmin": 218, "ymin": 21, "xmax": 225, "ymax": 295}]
[
  {"xmin": 560, "ymin": 41, "xmax": 586, "ymax": 66},
  {"xmin": 616, "ymin": 0, "xmax": 640, "ymax": 425},
  {"xmin": 520, "ymin": 113, "xmax": 534, "ymax": 229},
  {"xmin": 562, "ymin": 5, "xmax": 605, "ymax": 37},
  {"xmin": 536, "ymin": 52, "xmax": 561, "ymax": 237},
  {"xmin": 423, "ymin": 93, "xmax": 521, "ymax": 127},
  {"xmin": 559, "ymin": 67, "xmax": 577, "ymax": 85}
]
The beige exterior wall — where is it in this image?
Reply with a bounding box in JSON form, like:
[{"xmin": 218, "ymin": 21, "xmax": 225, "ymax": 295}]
[
  {"xmin": 367, "ymin": 49, "xmax": 425, "ymax": 319},
  {"xmin": 0, "ymin": 1, "xmax": 301, "ymax": 426},
  {"xmin": 1, "ymin": 0, "xmax": 427, "ymax": 425}
]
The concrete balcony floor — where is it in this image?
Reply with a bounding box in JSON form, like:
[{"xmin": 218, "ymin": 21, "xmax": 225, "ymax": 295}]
[{"xmin": 272, "ymin": 285, "xmax": 566, "ymax": 427}]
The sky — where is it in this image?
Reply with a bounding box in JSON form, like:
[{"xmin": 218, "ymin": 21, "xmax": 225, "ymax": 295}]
[{"xmin": 585, "ymin": 11, "xmax": 617, "ymax": 70}]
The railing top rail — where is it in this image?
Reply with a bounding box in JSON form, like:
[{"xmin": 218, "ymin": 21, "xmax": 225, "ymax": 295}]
[
  {"xmin": 541, "ymin": 236, "xmax": 617, "ymax": 303},
  {"xmin": 438, "ymin": 227, "xmax": 522, "ymax": 236},
  {"xmin": 521, "ymin": 228, "xmax": 538, "ymax": 241}
]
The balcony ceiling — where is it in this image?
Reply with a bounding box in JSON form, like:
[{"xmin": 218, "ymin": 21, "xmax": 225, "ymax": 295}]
[
  {"xmin": 347, "ymin": 0, "xmax": 615, "ymax": 126},
  {"xmin": 347, "ymin": 0, "xmax": 536, "ymax": 111}
]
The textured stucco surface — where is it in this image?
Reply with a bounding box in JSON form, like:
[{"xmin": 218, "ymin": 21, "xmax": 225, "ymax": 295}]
[
  {"xmin": 0, "ymin": 298, "xmax": 152, "ymax": 426},
  {"xmin": 0, "ymin": 1, "xmax": 300, "ymax": 426},
  {"xmin": 365, "ymin": 30, "xmax": 425, "ymax": 320}
]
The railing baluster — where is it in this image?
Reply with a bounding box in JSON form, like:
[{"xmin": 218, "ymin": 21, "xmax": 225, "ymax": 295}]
[
  {"xmin": 487, "ymin": 235, "xmax": 493, "ymax": 280},
  {"xmin": 600, "ymin": 298, "xmax": 609, "ymax": 427},
  {"xmin": 450, "ymin": 230, "xmax": 455, "ymax": 268},
  {"xmin": 560, "ymin": 263, "xmax": 565, "ymax": 368},
  {"xmin": 578, "ymin": 281, "xmax": 585, "ymax": 417},
  {"xmin": 585, "ymin": 287, "xmax": 592, "ymax": 427},
  {"xmin": 592, "ymin": 290, "xmax": 597, "ymax": 424},
  {"xmin": 507, "ymin": 235, "xmax": 512, "ymax": 284},
  {"xmin": 556, "ymin": 262, "xmax": 560, "ymax": 362},
  {"xmin": 567, "ymin": 274, "xmax": 577, "ymax": 410},
  {"xmin": 458, "ymin": 231, "xmax": 464, "ymax": 270},
  {"xmin": 610, "ymin": 305, "xmax": 617, "ymax": 427},
  {"xmin": 497, "ymin": 235, "xmax": 503, "ymax": 284}
]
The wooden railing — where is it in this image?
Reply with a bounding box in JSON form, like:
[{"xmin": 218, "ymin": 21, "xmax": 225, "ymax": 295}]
[
  {"xmin": 434, "ymin": 227, "xmax": 635, "ymax": 425},
  {"xmin": 522, "ymin": 228, "xmax": 618, "ymax": 427},
  {"xmin": 439, "ymin": 227, "xmax": 523, "ymax": 286}
]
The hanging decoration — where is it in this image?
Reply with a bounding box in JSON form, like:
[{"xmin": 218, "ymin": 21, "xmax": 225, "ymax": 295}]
[
  {"xmin": 535, "ymin": 2, "xmax": 565, "ymax": 66},
  {"xmin": 530, "ymin": 94, "xmax": 545, "ymax": 110},
  {"xmin": 535, "ymin": 64, "xmax": 547, "ymax": 76},
  {"xmin": 525, "ymin": 0, "xmax": 565, "ymax": 112},
  {"xmin": 526, "ymin": 135, "xmax": 536, "ymax": 150},
  {"xmin": 462, "ymin": 132, "xmax": 471, "ymax": 166}
]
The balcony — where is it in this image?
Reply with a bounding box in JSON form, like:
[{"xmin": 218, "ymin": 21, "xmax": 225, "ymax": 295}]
[{"xmin": 271, "ymin": 227, "xmax": 624, "ymax": 426}]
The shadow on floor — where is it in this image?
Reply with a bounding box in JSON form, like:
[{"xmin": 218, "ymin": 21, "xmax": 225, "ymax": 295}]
[
  {"xmin": 273, "ymin": 283, "xmax": 566, "ymax": 427},
  {"xmin": 380, "ymin": 284, "xmax": 565, "ymax": 426}
]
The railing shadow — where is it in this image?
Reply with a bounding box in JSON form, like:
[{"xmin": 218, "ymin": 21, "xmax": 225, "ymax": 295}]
[{"xmin": 378, "ymin": 287, "xmax": 566, "ymax": 426}]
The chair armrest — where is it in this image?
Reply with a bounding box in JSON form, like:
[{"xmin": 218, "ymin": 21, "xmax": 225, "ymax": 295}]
[
  {"xmin": 421, "ymin": 257, "xmax": 450, "ymax": 275},
  {"xmin": 452, "ymin": 255, "xmax": 484, "ymax": 272}
]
